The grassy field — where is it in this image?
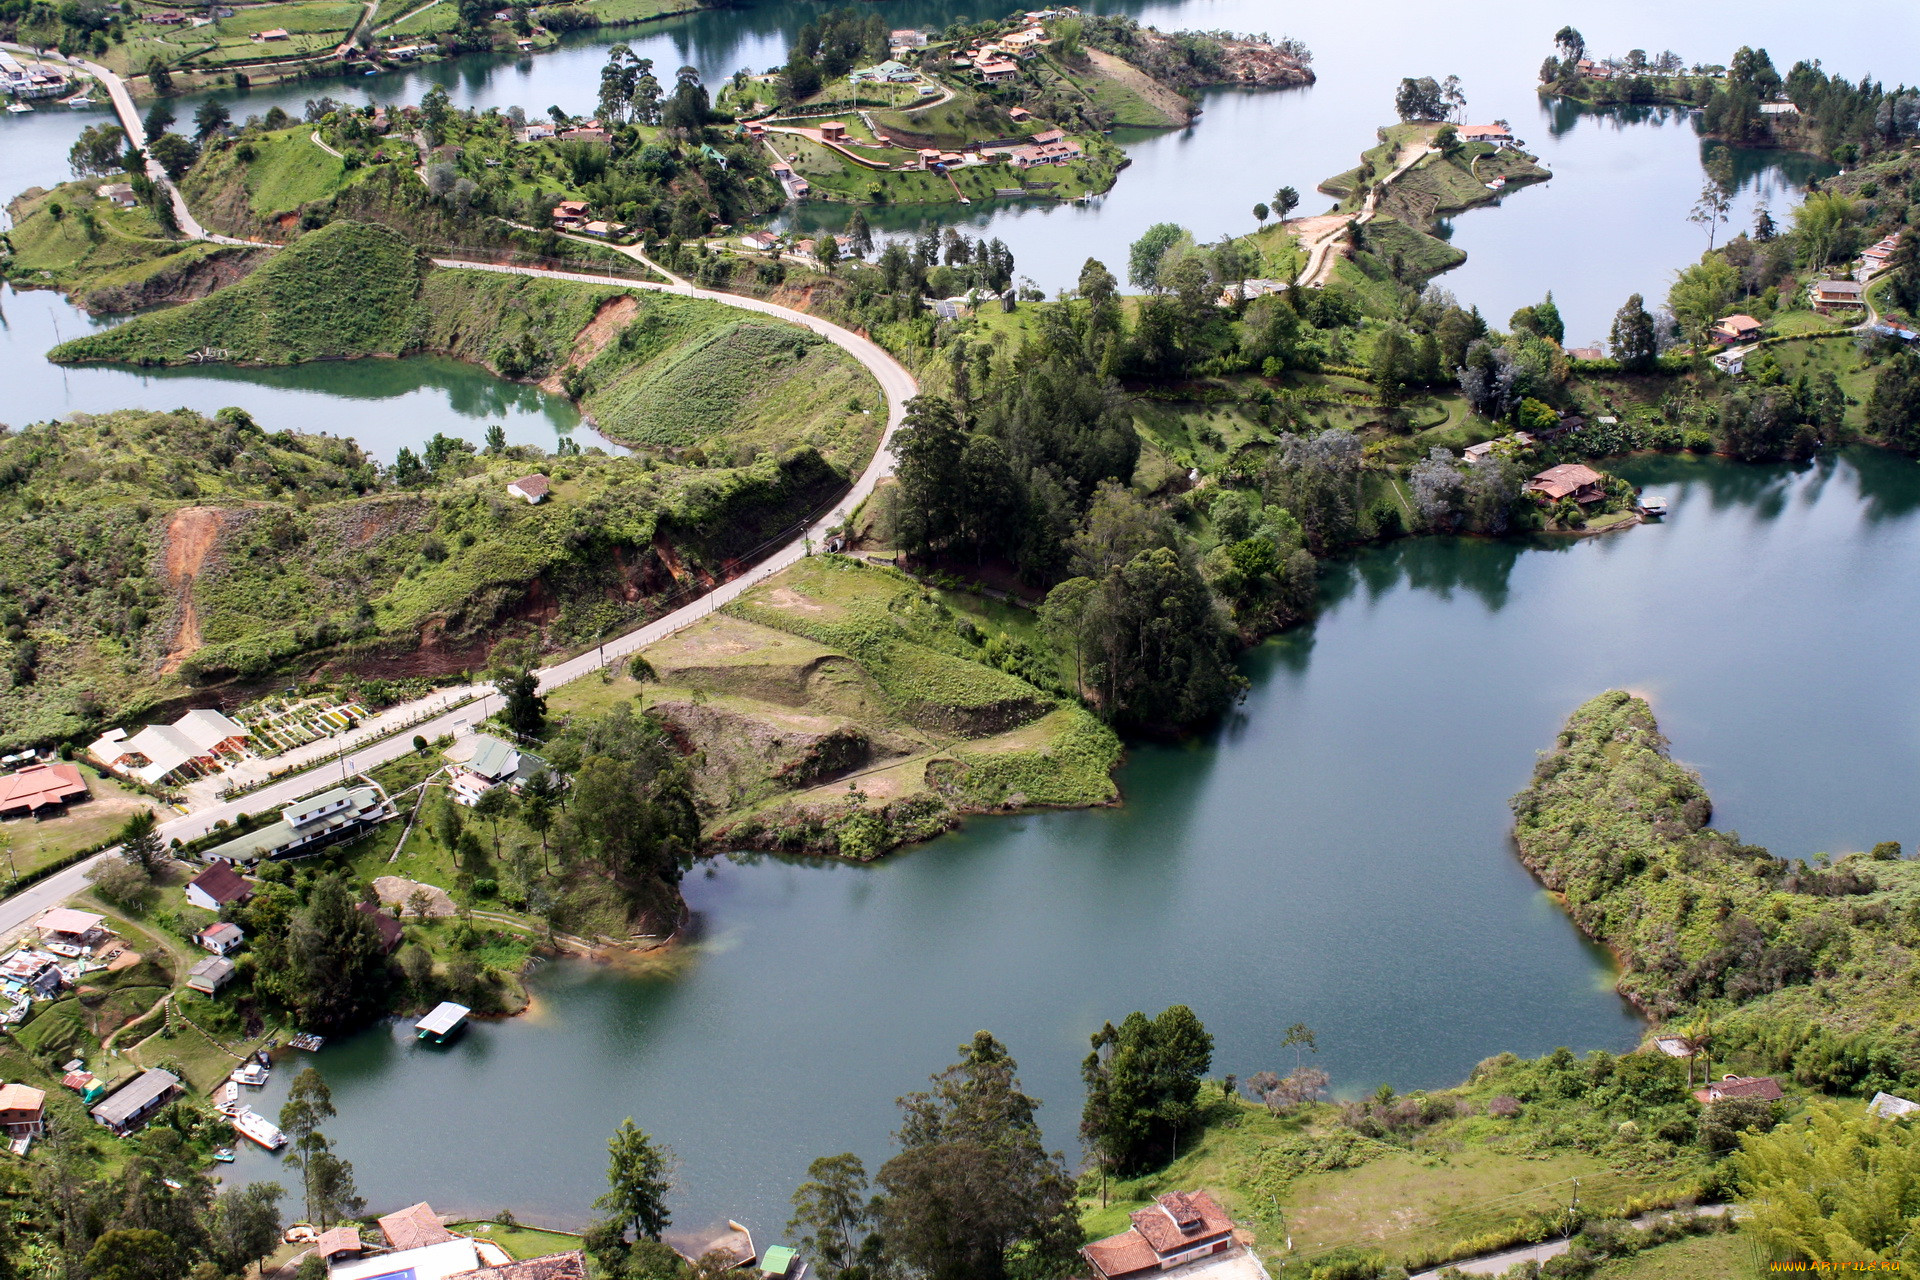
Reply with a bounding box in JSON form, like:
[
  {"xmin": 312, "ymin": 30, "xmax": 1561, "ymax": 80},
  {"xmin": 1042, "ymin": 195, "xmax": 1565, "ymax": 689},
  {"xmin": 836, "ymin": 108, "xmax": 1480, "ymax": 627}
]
[
  {"xmin": 452, "ymin": 1222, "xmax": 586, "ymax": 1259},
  {"xmin": 199, "ymin": 127, "xmax": 355, "ymax": 220},
  {"xmin": 50, "ymin": 220, "xmax": 426, "ymax": 365},
  {"xmin": 1, "ymin": 182, "xmax": 221, "ymax": 308},
  {"xmin": 1592, "ymin": 1229, "xmax": 1757, "ymax": 1280},
  {"xmin": 0, "ymin": 765, "xmax": 151, "ymax": 878}
]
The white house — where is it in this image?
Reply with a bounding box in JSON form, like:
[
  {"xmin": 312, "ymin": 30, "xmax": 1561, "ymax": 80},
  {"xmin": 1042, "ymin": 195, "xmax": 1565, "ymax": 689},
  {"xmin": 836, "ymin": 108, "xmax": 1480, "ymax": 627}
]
[{"xmin": 506, "ymin": 474, "xmax": 551, "ymax": 504}]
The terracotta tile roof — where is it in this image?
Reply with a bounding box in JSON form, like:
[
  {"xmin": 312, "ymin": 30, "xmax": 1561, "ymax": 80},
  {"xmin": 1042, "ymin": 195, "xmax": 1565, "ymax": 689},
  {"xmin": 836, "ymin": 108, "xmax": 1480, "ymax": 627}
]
[
  {"xmin": 379, "ymin": 1202, "xmax": 456, "ymax": 1251},
  {"xmin": 0, "ymin": 1084, "xmax": 46, "ymax": 1114},
  {"xmin": 1526, "ymin": 463, "xmax": 1605, "ymax": 502},
  {"xmin": 1128, "ymin": 1190, "xmax": 1234, "ymax": 1255},
  {"xmin": 0, "ymin": 763, "xmax": 87, "ymax": 814},
  {"xmin": 510, "ymin": 474, "xmax": 551, "ymax": 499},
  {"xmin": 446, "ymin": 1251, "xmax": 586, "ymax": 1280},
  {"xmin": 316, "ymin": 1227, "xmax": 364, "ymax": 1259},
  {"xmin": 1696, "ymin": 1075, "xmax": 1784, "ymax": 1104},
  {"xmin": 1081, "ymin": 1229, "xmax": 1159, "ymax": 1279}
]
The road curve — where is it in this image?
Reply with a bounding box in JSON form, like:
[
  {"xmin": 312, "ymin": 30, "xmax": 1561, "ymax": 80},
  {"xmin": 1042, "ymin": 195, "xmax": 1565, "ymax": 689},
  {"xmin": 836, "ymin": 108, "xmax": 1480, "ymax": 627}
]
[{"xmin": 0, "ymin": 251, "xmax": 917, "ymax": 937}]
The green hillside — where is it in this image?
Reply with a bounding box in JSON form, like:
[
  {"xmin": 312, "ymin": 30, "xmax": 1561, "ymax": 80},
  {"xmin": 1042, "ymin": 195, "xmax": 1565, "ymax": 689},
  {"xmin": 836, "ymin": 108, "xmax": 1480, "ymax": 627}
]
[{"xmin": 48, "ymin": 220, "xmax": 426, "ymax": 364}]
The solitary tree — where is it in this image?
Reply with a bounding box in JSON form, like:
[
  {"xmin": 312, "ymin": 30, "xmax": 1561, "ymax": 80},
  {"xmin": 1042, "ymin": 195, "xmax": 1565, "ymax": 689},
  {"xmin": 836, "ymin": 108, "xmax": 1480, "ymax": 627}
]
[
  {"xmin": 1282, "ymin": 1022, "xmax": 1318, "ymax": 1070},
  {"xmin": 1252, "ymin": 201, "xmax": 1270, "ymax": 229},
  {"xmin": 1609, "ymin": 294, "xmax": 1659, "ymax": 372},
  {"xmin": 1080, "ymin": 1006, "xmax": 1215, "ymax": 1178},
  {"xmin": 1272, "ymin": 185, "xmax": 1300, "ymax": 221},
  {"xmin": 877, "ymin": 1032, "xmax": 1081, "ymax": 1280},
  {"xmin": 192, "ymin": 98, "xmax": 230, "ymax": 142},
  {"xmin": 118, "ymin": 809, "xmax": 165, "ymax": 874},
  {"xmin": 596, "ymin": 1119, "xmax": 674, "ymax": 1242},
  {"xmin": 1554, "ymin": 26, "xmax": 1586, "ymax": 66}
]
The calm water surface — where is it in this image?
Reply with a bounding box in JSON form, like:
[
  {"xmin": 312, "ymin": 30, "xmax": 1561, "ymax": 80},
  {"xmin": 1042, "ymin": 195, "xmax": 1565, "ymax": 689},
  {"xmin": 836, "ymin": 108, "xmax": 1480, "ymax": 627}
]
[
  {"xmin": 8, "ymin": 0, "xmax": 1920, "ymax": 1242},
  {"xmin": 0, "ymin": 283, "xmax": 614, "ymax": 459},
  {"xmin": 217, "ymin": 449, "xmax": 1920, "ymax": 1239},
  {"xmin": 5, "ymin": 1, "xmax": 1911, "ymax": 339}
]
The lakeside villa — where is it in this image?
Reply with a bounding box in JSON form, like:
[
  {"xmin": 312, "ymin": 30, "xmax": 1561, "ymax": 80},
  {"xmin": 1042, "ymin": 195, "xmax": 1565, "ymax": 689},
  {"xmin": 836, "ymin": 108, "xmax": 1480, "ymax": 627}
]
[{"xmin": 1083, "ymin": 1191, "xmax": 1265, "ymax": 1280}]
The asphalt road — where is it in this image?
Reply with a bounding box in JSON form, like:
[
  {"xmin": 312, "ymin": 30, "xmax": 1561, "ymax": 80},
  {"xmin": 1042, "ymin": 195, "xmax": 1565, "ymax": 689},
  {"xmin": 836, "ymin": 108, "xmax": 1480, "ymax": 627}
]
[{"xmin": 0, "ymin": 255, "xmax": 916, "ymax": 938}]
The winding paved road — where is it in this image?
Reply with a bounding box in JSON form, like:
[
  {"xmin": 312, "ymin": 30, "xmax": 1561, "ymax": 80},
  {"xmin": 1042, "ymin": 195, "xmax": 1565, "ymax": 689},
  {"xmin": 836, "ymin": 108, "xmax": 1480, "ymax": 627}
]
[{"xmin": 0, "ymin": 71, "xmax": 921, "ymax": 936}]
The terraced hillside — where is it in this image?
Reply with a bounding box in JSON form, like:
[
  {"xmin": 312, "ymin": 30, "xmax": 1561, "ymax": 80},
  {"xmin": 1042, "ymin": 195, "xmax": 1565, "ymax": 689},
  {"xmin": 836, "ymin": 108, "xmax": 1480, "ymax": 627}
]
[{"xmin": 565, "ymin": 556, "xmax": 1123, "ymax": 858}]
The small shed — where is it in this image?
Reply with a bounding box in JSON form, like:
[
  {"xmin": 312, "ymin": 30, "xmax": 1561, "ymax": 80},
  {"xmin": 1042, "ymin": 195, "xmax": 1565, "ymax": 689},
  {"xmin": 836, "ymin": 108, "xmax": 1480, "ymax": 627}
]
[
  {"xmin": 507, "ymin": 474, "xmax": 551, "ymax": 504},
  {"xmin": 1694, "ymin": 1074, "xmax": 1784, "ymax": 1106},
  {"xmin": 187, "ymin": 956, "xmax": 236, "ymax": 994},
  {"xmin": 38, "ymin": 909, "xmax": 105, "ymax": 950},
  {"xmin": 416, "ymin": 1002, "xmax": 471, "ymax": 1044},
  {"xmin": 1869, "ymin": 1091, "xmax": 1920, "ymax": 1120},
  {"xmin": 760, "ymin": 1246, "xmax": 799, "ymax": 1278}
]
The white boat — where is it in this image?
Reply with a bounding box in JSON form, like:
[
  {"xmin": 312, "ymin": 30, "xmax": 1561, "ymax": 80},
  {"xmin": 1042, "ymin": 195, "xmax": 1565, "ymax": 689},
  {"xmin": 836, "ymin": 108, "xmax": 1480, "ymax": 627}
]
[
  {"xmin": 232, "ymin": 1107, "xmax": 286, "ymax": 1151},
  {"xmin": 63, "ymin": 93, "xmax": 95, "ymax": 107},
  {"xmin": 5, "ymin": 103, "xmax": 31, "ymax": 114},
  {"xmin": 216, "ymin": 1082, "xmax": 240, "ymax": 1113},
  {"xmin": 230, "ymin": 1061, "xmax": 269, "ymax": 1087},
  {"xmin": 1639, "ymin": 497, "xmax": 1668, "ymax": 518}
]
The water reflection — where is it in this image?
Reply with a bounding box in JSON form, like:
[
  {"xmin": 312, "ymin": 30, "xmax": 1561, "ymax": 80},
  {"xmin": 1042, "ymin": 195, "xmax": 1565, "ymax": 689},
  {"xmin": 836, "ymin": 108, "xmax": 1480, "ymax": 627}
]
[{"xmin": 1, "ymin": 284, "xmax": 609, "ymax": 461}]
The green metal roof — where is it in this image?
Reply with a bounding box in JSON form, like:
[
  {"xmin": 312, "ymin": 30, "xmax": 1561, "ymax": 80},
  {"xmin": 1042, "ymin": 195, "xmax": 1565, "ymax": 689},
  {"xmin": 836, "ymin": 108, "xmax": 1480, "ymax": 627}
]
[
  {"xmin": 760, "ymin": 1246, "xmax": 797, "ymax": 1277},
  {"xmin": 464, "ymin": 734, "xmax": 519, "ymax": 781}
]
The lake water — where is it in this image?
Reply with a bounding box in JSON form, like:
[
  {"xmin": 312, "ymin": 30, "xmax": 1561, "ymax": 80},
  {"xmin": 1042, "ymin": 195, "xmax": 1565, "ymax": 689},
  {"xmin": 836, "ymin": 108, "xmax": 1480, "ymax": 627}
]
[
  {"xmin": 6, "ymin": 0, "xmax": 1909, "ymax": 342},
  {"xmin": 8, "ymin": 0, "xmax": 1920, "ymax": 1246},
  {"xmin": 0, "ymin": 282, "xmax": 613, "ymax": 459},
  {"xmin": 218, "ymin": 448, "xmax": 1920, "ymax": 1239}
]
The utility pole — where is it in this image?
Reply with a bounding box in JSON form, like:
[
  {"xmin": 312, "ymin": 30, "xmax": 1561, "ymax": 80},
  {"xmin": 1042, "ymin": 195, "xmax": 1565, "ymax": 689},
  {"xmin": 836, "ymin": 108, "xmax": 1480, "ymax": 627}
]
[{"xmin": 1568, "ymin": 1177, "xmax": 1580, "ymax": 1238}]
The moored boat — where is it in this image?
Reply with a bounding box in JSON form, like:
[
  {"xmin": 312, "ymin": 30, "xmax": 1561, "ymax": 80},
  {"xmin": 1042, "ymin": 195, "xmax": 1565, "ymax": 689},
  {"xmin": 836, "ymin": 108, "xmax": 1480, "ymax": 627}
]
[{"xmin": 232, "ymin": 1107, "xmax": 286, "ymax": 1150}]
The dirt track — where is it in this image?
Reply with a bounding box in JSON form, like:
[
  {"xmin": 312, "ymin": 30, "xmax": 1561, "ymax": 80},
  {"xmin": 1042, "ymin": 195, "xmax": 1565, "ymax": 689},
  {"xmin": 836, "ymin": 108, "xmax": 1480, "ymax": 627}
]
[
  {"xmin": 160, "ymin": 506, "xmax": 224, "ymax": 673},
  {"xmin": 539, "ymin": 294, "xmax": 638, "ymax": 394}
]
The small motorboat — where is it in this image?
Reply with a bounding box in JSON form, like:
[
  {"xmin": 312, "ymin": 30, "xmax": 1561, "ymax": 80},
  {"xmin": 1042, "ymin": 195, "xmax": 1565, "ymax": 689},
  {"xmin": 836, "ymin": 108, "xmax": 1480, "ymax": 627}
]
[
  {"xmin": 5, "ymin": 103, "xmax": 31, "ymax": 115},
  {"xmin": 216, "ymin": 1082, "xmax": 240, "ymax": 1113},
  {"xmin": 213, "ymin": 1147, "xmax": 236, "ymax": 1163}
]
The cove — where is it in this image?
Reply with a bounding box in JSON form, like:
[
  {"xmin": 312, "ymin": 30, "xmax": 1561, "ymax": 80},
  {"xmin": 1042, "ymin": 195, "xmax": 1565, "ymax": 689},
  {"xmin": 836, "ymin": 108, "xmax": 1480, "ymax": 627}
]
[
  {"xmin": 0, "ymin": 283, "xmax": 616, "ymax": 461},
  {"xmin": 219, "ymin": 449, "xmax": 1920, "ymax": 1240}
]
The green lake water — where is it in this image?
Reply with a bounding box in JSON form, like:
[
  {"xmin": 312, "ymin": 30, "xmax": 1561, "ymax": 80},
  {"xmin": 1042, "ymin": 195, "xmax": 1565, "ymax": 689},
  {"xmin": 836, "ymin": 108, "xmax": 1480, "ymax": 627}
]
[
  {"xmin": 220, "ymin": 449, "xmax": 1920, "ymax": 1242},
  {"xmin": 3, "ymin": 0, "xmax": 1917, "ymax": 1245}
]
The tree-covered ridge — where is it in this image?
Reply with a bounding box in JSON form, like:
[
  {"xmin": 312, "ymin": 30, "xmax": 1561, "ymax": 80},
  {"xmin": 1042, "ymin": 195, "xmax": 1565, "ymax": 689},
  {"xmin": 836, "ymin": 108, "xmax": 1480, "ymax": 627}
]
[{"xmin": 1512, "ymin": 691, "xmax": 1920, "ymax": 1094}]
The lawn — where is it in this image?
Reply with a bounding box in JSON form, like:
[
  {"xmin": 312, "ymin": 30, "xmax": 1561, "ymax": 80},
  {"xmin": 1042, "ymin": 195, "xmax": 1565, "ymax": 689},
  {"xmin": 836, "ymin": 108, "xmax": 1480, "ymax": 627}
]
[
  {"xmin": 1, "ymin": 765, "xmax": 151, "ymax": 879},
  {"xmin": 1590, "ymin": 1227, "xmax": 1757, "ymax": 1280},
  {"xmin": 213, "ymin": 1, "xmax": 362, "ymax": 36},
  {"xmin": 235, "ymin": 128, "xmax": 352, "ymax": 218},
  {"xmin": 451, "ymin": 1222, "xmax": 585, "ymax": 1259}
]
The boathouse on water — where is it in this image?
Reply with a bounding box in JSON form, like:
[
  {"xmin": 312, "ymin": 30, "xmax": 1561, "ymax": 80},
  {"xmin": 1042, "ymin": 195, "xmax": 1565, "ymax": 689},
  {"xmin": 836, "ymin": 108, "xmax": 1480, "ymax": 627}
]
[{"xmin": 415, "ymin": 1003, "xmax": 470, "ymax": 1044}]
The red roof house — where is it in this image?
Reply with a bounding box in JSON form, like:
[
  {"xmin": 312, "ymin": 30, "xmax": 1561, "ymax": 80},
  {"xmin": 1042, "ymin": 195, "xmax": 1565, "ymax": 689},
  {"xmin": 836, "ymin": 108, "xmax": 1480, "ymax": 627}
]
[
  {"xmin": 1695, "ymin": 1074, "xmax": 1784, "ymax": 1106},
  {"xmin": 377, "ymin": 1202, "xmax": 457, "ymax": 1251},
  {"xmin": 1083, "ymin": 1191, "xmax": 1240, "ymax": 1279},
  {"xmin": 185, "ymin": 860, "xmax": 253, "ymax": 912},
  {"xmin": 356, "ymin": 902, "xmax": 404, "ymax": 955},
  {"xmin": 1525, "ymin": 463, "xmax": 1606, "ymax": 505},
  {"xmin": 0, "ymin": 763, "xmax": 89, "ymax": 817}
]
